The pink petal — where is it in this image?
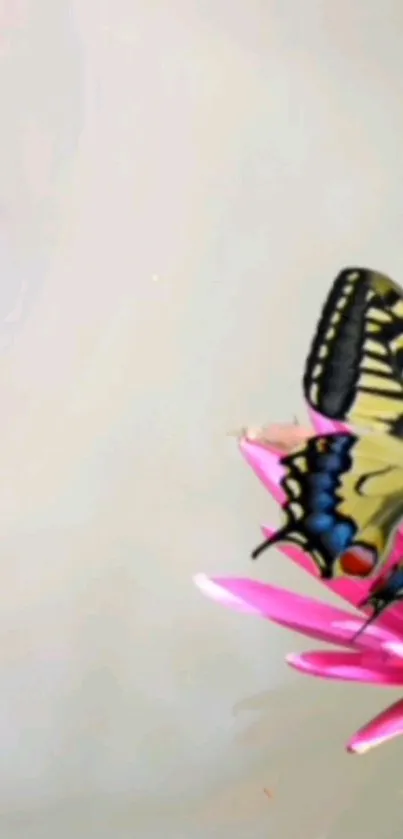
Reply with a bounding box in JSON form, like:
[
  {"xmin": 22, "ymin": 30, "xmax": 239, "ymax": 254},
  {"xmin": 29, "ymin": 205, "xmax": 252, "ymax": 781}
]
[
  {"xmin": 371, "ymin": 531, "xmax": 403, "ymax": 632},
  {"xmin": 287, "ymin": 650, "xmax": 403, "ymax": 685},
  {"xmin": 239, "ymin": 439, "xmax": 285, "ymax": 503},
  {"xmin": 331, "ymin": 619, "xmax": 394, "ymax": 646},
  {"xmin": 383, "ymin": 641, "xmax": 403, "ymax": 659},
  {"xmin": 347, "ymin": 697, "xmax": 403, "ymax": 754},
  {"xmin": 243, "ymin": 424, "xmax": 314, "ymax": 454},
  {"xmin": 308, "ymin": 407, "xmax": 349, "ymax": 435},
  {"xmin": 193, "ymin": 576, "xmax": 384, "ymax": 651},
  {"xmin": 261, "ymin": 525, "xmax": 403, "ymax": 636},
  {"xmin": 194, "ymin": 574, "xmax": 260, "ymax": 616},
  {"xmin": 261, "ymin": 524, "xmax": 367, "ymax": 608},
  {"xmin": 240, "ymin": 413, "xmax": 349, "ymax": 498},
  {"xmin": 351, "ymin": 532, "xmax": 403, "ymax": 634}
]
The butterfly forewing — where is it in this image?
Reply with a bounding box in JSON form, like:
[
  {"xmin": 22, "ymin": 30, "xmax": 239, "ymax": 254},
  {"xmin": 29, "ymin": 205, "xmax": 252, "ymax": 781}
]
[{"xmin": 303, "ymin": 268, "xmax": 403, "ymax": 437}]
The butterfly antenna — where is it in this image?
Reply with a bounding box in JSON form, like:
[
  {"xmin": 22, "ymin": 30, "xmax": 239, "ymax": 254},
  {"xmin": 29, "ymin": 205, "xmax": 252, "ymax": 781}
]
[{"xmin": 251, "ymin": 528, "xmax": 287, "ymax": 560}]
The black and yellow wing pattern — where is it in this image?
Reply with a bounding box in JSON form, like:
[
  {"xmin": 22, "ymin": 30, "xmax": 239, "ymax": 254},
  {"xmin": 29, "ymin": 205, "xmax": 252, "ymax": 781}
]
[
  {"xmin": 252, "ymin": 430, "xmax": 403, "ymax": 580},
  {"xmin": 252, "ymin": 268, "xmax": 403, "ymax": 611},
  {"xmin": 303, "ymin": 267, "xmax": 403, "ymax": 437}
]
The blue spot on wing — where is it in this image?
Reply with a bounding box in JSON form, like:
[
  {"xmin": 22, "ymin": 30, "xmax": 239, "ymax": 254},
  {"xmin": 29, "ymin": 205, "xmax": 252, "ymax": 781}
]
[
  {"xmin": 321, "ymin": 521, "xmax": 356, "ymax": 554},
  {"xmin": 308, "ymin": 473, "xmax": 334, "ymax": 491},
  {"xmin": 320, "ymin": 454, "xmax": 344, "ymax": 473},
  {"xmin": 331, "ymin": 435, "xmax": 352, "ymax": 454},
  {"xmin": 312, "ymin": 491, "xmax": 335, "ymax": 513},
  {"xmin": 305, "ymin": 512, "xmax": 334, "ymax": 534}
]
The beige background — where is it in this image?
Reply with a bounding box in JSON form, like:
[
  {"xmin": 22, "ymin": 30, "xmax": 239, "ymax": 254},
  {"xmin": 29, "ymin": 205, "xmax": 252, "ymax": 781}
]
[{"xmin": 1, "ymin": 1, "xmax": 403, "ymax": 837}]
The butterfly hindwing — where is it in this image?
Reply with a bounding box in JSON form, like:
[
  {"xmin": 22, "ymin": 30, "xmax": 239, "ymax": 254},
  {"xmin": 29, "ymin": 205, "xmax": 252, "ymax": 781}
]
[
  {"xmin": 276, "ymin": 433, "xmax": 358, "ymax": 579},
  {"xmin": 252, "ymin": 432, "xmax": 403, "ymax": 580},
  {"xmin": 303, "ymin": 268, "xmax": 403, "ymax": 436}
]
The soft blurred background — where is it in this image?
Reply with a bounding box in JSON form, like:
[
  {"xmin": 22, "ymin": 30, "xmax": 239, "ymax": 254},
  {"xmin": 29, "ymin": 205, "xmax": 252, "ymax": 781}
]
[{"xmin": 2, "ymin": 1, "xmax": 403, "ymax": 837}]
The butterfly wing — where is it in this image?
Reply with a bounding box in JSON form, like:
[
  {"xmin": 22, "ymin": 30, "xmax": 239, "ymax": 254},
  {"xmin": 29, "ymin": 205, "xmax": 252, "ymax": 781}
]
[
  {"xmin": 252, "ymin": 432, "xmax": 403, "ymax": 580},
  {"xmin": 303, "ymin": 268, "xmax": 403, "ymax": 436}
]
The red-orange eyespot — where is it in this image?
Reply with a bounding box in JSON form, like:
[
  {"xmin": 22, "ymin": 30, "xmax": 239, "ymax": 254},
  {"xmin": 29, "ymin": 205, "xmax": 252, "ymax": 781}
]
[{"xmin": 339, "ymin": 546, "xmax": 377, "ymax": 577}]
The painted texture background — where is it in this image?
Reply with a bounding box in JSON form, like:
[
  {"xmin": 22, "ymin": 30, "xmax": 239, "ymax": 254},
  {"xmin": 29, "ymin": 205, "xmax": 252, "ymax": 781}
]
[{"xmin": 2, "ymin": 1, "xmax": 403, "ymax": 837}]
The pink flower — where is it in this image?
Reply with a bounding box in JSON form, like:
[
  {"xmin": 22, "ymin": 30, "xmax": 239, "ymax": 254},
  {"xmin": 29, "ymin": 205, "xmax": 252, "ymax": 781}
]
[{"xmin": 195, "ymin": 408, "xmax": 403, "ymax": 754}]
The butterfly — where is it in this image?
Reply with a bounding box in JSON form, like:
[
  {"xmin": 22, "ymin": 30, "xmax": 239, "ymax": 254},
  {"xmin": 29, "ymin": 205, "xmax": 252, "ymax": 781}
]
[{"xmin": 252, "ymin": 267, "xmax": 403, "ymax": 627}]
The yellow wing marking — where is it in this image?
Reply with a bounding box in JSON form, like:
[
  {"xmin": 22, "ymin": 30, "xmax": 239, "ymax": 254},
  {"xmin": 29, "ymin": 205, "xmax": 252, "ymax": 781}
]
[
  {"xmin": 364, "ymin": 339, "xmax": 387, "ymax": 356},
  {"xmin": 336, "ymin": 433, "xmax": 403, "ymax": 569},
  {"xmin": 362, "ymin": 357, "xmax": 392, "ymax": 374},
  {"xmin": 359, "ymin": 374, "xmax": 402, "ymax": 393},
  {"xmin": 367, "ymin": 307, "xmax": 393, "ymax": 324}
]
